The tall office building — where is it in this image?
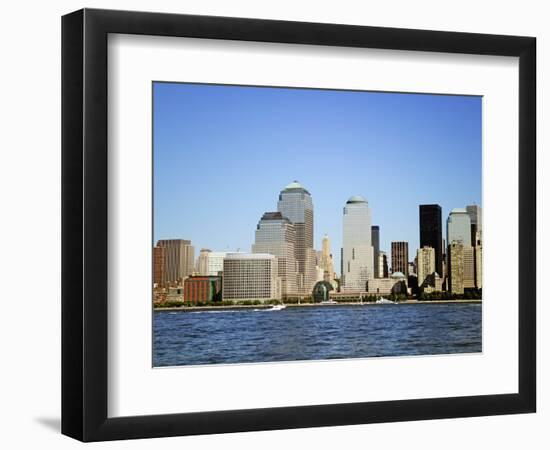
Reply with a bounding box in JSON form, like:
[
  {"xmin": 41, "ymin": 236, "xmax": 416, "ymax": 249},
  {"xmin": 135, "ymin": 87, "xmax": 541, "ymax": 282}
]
[
  {"xmin": 391, "ymin": 241, "xmax": 409, "ymax": 277},
  {"xmin": 222, "ymin": 253, "xmax": 281, "ymax": 301},
  {"xmin": 419, "ymin": 204, "xmax": 443, "ymax": 277},
  {"xmin": 196, "ymin": 248, "xmax": 211, "ymax": 275},
  {"xmin": 371, "ymin": 226, "xmax": 380, "ymax": 278},
  {"xmin": 417, "ymin": 246, "xmax": 436, "ymax": 288},
  {"xmin": 277, "ymin": 181, "xmax": 316, "ymax": 294},
  {"xmin": 466, "ymin": 204, "xmax": 483, "ymax": 246},
  {"xmin": 447, "ymin": 208, "xmax": 472, "ymax": 247},
  {"xmin": 467, "ymin": 204, "xmax": 483, "ymax": 291},
  {"xmin": 252, "ymin": 211, "xmax": 298, "ymax": 297},
  {"xmin": 156, "ymin": 239, "xmax": 195, "ymax": 286},
  {"xmin": 475, "ymin": 244, "xmax": 483, "ymax": 289},
  {"xmin": 378, "ymin": 251, "xmax": 389, "ymax": 278},
  {"xmin": 408, "ymin": 262, "xmax": 416, "ymax": 277},
  {"xmin": 153, "ymin": 245, "xmax": 165, "ymax": 287},
  {"xmin": 448, "ymin": 241, "xmax": 465, "ymax": 294},
  {"xmin": 447, "ymin": 208, "xmax": 478, "ymax": 293},
  {"xmin": 463, "ymin": 246, "xmax": 476, "ymax": 289},
  {"xmin": 319, "ymin": 234, "xmax": 335, "ymax": 281},
  {"xmin": 340, "ymin": 247, "xmax": 344, "ymax": 281},
  {"xmin": 342, "ymin": 196, "xmax": 374, "ymax": 291}
]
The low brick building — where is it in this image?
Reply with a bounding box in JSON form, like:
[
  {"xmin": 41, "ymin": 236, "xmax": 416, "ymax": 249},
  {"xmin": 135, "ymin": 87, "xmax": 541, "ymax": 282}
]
[{"xmin": 183, "ymin": 276, "xmax": 222, "ymax": 304}]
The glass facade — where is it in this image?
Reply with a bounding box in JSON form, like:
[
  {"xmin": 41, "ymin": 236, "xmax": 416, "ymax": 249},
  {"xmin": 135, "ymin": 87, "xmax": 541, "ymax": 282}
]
[
  {"xmin": 447, "ymin": 208, "xmax": 472, "ymax": 247},
  {"xmin": 419, "ymin": 204, "xmax": 443, "ymax": 277},
  {"xmin": 312, "ymin": 281, "xmax": 334, "ymax": 302}
]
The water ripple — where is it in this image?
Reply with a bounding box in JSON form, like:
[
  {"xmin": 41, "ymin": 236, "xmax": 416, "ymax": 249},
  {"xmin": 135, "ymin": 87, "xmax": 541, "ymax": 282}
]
[{"xmin": 153, "ymin": 304, "xmax": 482, "ymax": 367}]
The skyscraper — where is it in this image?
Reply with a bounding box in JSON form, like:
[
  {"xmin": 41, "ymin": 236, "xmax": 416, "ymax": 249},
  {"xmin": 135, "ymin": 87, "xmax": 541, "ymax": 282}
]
[
  {"xmin": 466, "ymin": 204, "xmax": 483, "ymax": 291},
  {"xmin": 156, "ymin": 239, "xmax": 195, "ymax": 286},
  {"xmin": 196, "ymin": 248, "xmax": 211, "ymax": 275},
  {"xmin": 319, "ymin": 234, "xmax": 335, "ymax": 281},
  {"xmin": 342, "ymin": 195, "xmax": 374, "ymax": 291},
  {"xmin": 475, "ymin": 244, "xmax": 483, "ymax": 289},
  {"xmin": 153, "ymin": 245, "xmax": 165, "ymax": 287},
  {"xmin": 447, "ymin": 208, "xmax": 472, "ymax": 247},
  {"xmin": 448, "ymin": 241, "xmax": 465, "ymax": 294},
  {"xmin": 463, "ymin": 246, "xmax": 476, "ymax": 289},
  {"xmin": 417, "ymin": 246, "xmax": 436, "ymax": 288},
  {"xmin": 466, "ymin": 204, "xmax": 483, "ymax": 245},
  {"xmin": 252, "ymin": 211, "xmax": 298, "ymax": 297},
  {"xmin": 277, "ymin": 181, "xmax": 316, "ymax": 294},
  {"xmin": 371, "ymin": 225, "xmax": 380, "ymax": 278},
  {"xmin": 419, "ymin": 204, "xmax": 443, "ymax": 277},
  {"xmin": 378, "ymin": 251, "xmax": 389, "ymax": 278},
  {"xmin": 391, "ymin": 241, "xmax": 409, "ymax": 277}
]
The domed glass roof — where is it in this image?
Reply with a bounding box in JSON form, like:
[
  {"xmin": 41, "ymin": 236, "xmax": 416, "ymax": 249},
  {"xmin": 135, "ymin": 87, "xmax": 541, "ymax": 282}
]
[
  {"xmin": 346, "ymin": 195, "xmax": 367, "ymax": 204},
  {"xmin": 450, "ymin": 208, "xmax": 468, "ymax": 214},
  {"xmin": 281, "ymin": 180, "xmax": 310, "ymax": 194}
]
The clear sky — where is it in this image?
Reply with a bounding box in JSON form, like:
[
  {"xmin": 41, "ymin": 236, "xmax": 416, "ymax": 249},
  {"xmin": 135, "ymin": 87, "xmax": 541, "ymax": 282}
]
[{"xmin": 153, "ymin": 82, "xmax": 481, "ymax": 275}]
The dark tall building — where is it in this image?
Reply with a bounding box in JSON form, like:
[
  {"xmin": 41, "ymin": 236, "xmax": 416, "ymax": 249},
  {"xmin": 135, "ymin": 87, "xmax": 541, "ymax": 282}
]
[
  {"xmin": 371, "ymin": 226, "xmax": 380, "ymax": 278},
  {"xmin": 391, "ymin": 241, "xmax": 409, "ymax": 277},
  {"xmin": 419, "ymin": 204, "xmax": 443, "ymax": 277}
]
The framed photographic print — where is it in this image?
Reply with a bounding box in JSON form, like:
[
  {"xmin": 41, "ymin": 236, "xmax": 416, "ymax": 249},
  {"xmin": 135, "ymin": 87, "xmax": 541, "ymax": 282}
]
[{"xmin": 62, "ymin": 8, "xmax": 536, "ymax": 442}]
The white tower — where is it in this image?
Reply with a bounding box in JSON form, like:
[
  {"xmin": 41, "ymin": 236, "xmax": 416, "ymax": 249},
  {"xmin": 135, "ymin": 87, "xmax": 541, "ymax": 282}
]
[{"xmin": 342, "ymin": 196, "xmax": 374, "ymax": 292}]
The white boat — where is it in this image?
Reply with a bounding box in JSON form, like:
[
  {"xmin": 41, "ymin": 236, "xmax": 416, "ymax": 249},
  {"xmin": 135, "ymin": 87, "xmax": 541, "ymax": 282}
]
[
  {"xmin": 269, "ymin": 304, "xmax": 287, "ymax": 311},
  {"xmin": 376, "ymin": 298, "xmax": 396, "ymax": 304}
]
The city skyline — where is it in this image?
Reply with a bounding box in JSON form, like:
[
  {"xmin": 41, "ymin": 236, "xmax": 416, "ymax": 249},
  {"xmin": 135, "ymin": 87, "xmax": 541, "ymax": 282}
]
[{"xmin": 153, "ymin": 82, "xmax": 482, "ymax": 274}]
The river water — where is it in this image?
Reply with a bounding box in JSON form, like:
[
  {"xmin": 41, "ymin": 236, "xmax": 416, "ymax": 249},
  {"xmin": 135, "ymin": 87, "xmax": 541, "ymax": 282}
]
[{"xmin": 153, "ymin": 303, "xmax": 481, "ymax": 367}]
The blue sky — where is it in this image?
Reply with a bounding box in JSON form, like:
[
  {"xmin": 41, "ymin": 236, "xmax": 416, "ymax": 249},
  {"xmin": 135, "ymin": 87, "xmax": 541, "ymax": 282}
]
[{"xmin": 153, "ymin": 82, "xmax": 481, "ymax": 275}]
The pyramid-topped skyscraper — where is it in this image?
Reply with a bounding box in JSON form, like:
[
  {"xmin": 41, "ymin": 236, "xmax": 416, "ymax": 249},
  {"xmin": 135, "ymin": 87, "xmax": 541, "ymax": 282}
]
[{"xmin": 277, "ymin": 181, "xmax": 316, "ymax": 295}]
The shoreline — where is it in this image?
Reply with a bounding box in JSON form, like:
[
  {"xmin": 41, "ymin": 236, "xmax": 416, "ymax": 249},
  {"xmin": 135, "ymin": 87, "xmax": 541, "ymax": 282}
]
[{"xmin": 154, "ymin": 299, "xmax": 482, "ymax": 312}]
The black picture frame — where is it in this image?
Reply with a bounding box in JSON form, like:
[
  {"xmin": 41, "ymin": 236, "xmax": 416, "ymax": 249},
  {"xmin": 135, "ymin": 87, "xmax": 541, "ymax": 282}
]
[{"xmin": 62, "ymin": 8, "xmax": 536, "ymax": 442}]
